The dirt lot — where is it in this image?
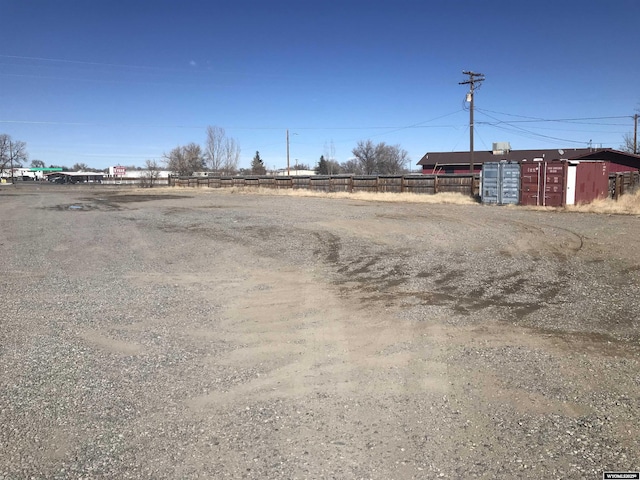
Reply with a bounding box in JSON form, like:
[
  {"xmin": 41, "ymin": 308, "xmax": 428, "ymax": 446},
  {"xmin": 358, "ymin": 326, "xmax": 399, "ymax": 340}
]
[{"xmin": 1, "ymin": 184, "xmax": 639, "ymax": 479}]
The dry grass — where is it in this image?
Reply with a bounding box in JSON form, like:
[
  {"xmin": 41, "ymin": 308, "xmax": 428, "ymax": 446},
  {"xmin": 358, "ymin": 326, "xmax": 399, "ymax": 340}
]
[
  {"xmin": 222, "ymin": 187, "xmax": 477, "ymax": 205},
  {"xmin": 521, "ymin": 189, "xmax": 640, "ymax": 215},
  {"xmin": 165, "ymin": 184, "xmax": 640, "ymax": 214},
  {"xmin": 565, "ymin": 189, "xmax": 640, "ymax": 215}
]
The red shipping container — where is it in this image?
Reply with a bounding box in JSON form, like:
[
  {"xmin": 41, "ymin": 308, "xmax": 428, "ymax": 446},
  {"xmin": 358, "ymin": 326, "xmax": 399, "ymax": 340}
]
[
  {"xmin": 520, "ymin": 161, "xmax": 567, "ymax": 207},
  {"xmin": 520, "ymin": 160, "xmax": 609, "ymax": 206},
  {"xmin": 566, "ymin": 161, "xmax": 609, "ymax": 205}
]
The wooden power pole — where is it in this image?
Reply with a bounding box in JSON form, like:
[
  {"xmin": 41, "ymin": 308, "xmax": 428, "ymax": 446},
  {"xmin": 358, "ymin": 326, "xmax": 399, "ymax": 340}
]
[
  {"xmin": 459, "ymin": 71, "xmax": 485, "ymax": 174},
  {"xmin": 286, "ymin": 129, "xmax": 290, "ymax": 176},
  {"xmin": 634, "ymin": 114, "xmax": 638, "ymax": 155}
]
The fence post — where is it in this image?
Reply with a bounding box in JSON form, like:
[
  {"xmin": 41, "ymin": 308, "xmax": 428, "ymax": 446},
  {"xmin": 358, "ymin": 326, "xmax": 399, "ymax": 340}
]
[
  {"xmin": 434, "ymin": 175, "xmax": 439, "ymax": 194},
  {"xmin": 615, "ymin": 174, "xmax": 622, "ymax": 200}
]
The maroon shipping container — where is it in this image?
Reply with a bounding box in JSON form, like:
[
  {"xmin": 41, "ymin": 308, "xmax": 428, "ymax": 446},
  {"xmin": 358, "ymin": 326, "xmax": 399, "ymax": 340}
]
[
  {"xmin": 566, "ymin": 161, "xmax": 609, "ymax": 205},
  {"xmin": 520, "ymin": 161, "xmax": 567, "ymax": 207},
  {"xmin": 520, "ymin": 162, "xmax": 541, "ymax": 205},
  {"xmin": 520, "ymin": 160, "xmax": 609, "ymax": 206}
]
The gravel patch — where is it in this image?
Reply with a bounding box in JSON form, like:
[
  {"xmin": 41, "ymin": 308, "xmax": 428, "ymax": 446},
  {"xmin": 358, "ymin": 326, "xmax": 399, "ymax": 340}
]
[{"xmin": 1, "ymin": 185, "xmax": 639, "ymax": 478}]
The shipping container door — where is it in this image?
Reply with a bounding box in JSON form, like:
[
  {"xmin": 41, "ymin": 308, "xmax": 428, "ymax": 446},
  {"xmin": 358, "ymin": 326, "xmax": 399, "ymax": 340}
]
[
  {"xmin": 481, "ymin": 162, "xmax": 499, "ymax": 204},
  {"xmin": 575, "ymin": 161, "xmax": 610, "ymax": 204},
  {"xmin": 520, "ymin": 163, "xmax": 542, "ymax": 206},
  {"xmin": 543, "ymin": 162, "xmax": 566, "ymax": 207},
  {"xmin": 500, "ymin": 162, "xmax": 520, "ymax": 205}
]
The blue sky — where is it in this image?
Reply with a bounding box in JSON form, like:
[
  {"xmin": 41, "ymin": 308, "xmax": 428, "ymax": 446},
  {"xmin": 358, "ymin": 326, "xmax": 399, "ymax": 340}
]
[{"xmin": 1, "ymin": 0, "xmax": 639, "ymax": 170}]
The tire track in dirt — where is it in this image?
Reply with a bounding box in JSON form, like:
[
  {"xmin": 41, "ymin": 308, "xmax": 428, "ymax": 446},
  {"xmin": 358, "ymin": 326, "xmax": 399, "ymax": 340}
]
[
  {"xmin": 496, "ymin": 218, "xmax": 584, "ymax": 259},
  {"xmin": 310, "ymin": 225, "xmax": 567, "ymax": 323}
]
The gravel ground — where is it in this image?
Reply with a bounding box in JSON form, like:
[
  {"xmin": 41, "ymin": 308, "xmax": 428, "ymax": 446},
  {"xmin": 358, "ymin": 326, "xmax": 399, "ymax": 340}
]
[{"xmin": 1, "ymin": 183, "xmax": 639, "ymax": 479}]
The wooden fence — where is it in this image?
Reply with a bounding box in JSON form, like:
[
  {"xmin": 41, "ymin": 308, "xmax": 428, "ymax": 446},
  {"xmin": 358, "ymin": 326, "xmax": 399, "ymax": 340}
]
[
  {"xmin": 168, "ymin": 174, "xmax": 480, "ymax": 196},
  {"xmin": 609, "ymin": 171, "xmax": 640, "ymax": 200},
  {"xmin": 168, "ymin": 172, "xmax": 638, "ymax": 201}
]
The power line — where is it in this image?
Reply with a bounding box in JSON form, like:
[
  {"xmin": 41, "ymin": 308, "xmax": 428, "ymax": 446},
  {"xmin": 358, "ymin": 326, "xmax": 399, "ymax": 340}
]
[
  {"xmin": 0, "ymin": 71, "xmax": 224, "ymax": 88},
  {"xmin": 0, "ymin": 54, "xmax": 172, "ymax": 71},
  {"xmin": 475, "ymin": 108, "xmax": 625, "ymax": 146},
  {"xmin": 489, "ymin": 123, "xmax": 587, "ymax": 146},
  {"xmin": 475, "ymin": 111, "xmax": 628, "ymax": 135},
  {"xmin": 0, "ymin": 115, "xmax": 466, "ymax": 131},
  {"xmin": 476, "ymin": 108, "xmax": 588, "ymax": 145},
  {"xmin": 475, "ymin": 109, "xmax": 631, "ymax": 126}
]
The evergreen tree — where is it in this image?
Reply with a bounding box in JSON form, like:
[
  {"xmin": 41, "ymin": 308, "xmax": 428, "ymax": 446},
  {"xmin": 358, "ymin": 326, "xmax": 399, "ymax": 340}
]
[
  {"xmin": 251, "ymin": 151, "xmax": 266, "ymax": 175},
  {"xmin": 315, "ymin": 155, "xmax": 328, "ymax": 175}
]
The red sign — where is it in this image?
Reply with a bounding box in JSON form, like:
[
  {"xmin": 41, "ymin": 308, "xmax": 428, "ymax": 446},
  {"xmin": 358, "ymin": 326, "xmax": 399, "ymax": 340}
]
[{"xmin": 114, "ymin": 166, "xmax": 126, "ymax": 176}]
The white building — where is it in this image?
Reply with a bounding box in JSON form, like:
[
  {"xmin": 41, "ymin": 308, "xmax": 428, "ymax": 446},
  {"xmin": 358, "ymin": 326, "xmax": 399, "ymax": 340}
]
[{"xmin": 107, "ymin": 166, "xmax": 171, "ymax": 178}]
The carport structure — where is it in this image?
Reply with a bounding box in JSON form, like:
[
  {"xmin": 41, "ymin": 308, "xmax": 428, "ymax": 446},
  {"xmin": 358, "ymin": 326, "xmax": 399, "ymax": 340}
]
[{"xmin": 45, "ymin": 171, "xmax": 104, "ymax": 183}]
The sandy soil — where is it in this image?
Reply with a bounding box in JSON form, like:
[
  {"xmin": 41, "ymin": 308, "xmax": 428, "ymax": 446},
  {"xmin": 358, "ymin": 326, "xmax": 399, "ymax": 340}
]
[{"xmin": 1, "ymin": 184, "xmax": 639, "ymax": 479}]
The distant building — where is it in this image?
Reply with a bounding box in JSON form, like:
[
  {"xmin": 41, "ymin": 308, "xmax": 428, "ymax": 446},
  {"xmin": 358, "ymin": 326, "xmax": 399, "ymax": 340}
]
[
  {"xmin": 107, "ymin": 166, "xmax": 171, "ymax": 178},
  {"xmin": 45, "ymin": 171, "xmax": 104, "ymax": 183},
  {"xmin": 0, "ymin": 167, "xmax": 60, "ymax": 181},
  {"xmin": 274, "ymin": 169, "xmax": 316, "ymax": 176}
]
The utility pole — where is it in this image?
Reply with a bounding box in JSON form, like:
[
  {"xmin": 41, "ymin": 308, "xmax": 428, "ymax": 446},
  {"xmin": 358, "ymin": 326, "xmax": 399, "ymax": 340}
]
[
  {"xmin": 286, "ymin": 129, "xmax": 290, "ymax": 176},
  {"xmin": 286, "ymin": 129, "xmax": 298, "ymax": 175},
  {"xmin": 459, "ymin": 71, "xmax": 485, "ymax": 174},
  {"xmin": 9, "ymin": 141, "xmax": 14, "ymax": 184},
  {"xmin": 634, "ymin": 114, "xmax": 638, "ymax": 155}
]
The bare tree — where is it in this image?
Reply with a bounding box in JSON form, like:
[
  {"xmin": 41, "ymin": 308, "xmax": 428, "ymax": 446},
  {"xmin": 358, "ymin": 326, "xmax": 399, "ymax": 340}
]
[
  {"xmin": 323, "ymin": 139, "xmax": 338, "ymax": 174},
  {"xmin": 73, "ymin": 162, "xmax": 89, "ymax": 171},
  {"xmin": 621, "ymin": 132, "xmax": 637, "ymax": 154},
  {"xmin": 351, "ymin": 140, "xmax": 409, "ymax": 175},
  {"xmin": 327, "ymin": 159, "xmax": 342, "ymax": 174},
  {"xmin": 340, "ymin": 158, "xmax": 363, "ymax": 174},
  {"xmin": 375, "ymin": 143, "xmax": 409, "ymax": 175},
  {"xmin": 31, "ymin": 159, "xmax": 46, "ymax": 169},
  {"xmin": 163, "ymin": 143, "xmax": 204, "ymax": 176},
  {"xmin": 204, "ymin": 125, "xmax": 241, "ymax": 174},
  {"xmin": 222, "ymin": 136, "xmax": 240, "ymax": 175},
  {"xmin": 620, "ymin": 108, "xmax": 640, "ymax": 154},
  {"xmin": 0, "ymin": 134, "xmax": 28, "ymax": 177},
  {"xmin": 141, "ymin": 159, "xmax": 161, "ymax": 187},
  {"xmin": 204, "ymin": 126, "xmax": 225, "ymax": 172},
  {"xmin": 352, "ymin": 140, "xmax": 378, "ymax": 174},
  {"xmin": 183, "ymin": 142, "xmax": 203, "ymax": 168}
]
